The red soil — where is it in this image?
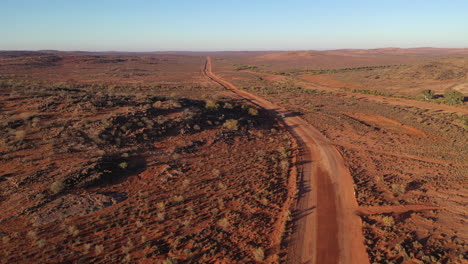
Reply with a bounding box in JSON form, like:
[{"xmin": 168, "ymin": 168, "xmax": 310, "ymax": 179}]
[{"xmin": 204, "ymin": 57, "xmax": 369, "ymax": 264}]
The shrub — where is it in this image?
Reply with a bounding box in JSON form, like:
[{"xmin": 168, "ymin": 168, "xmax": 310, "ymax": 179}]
[
  {"xmin": 278, "ymin": 147, "xmax": 288, "ymax": 159},
  {"xmin": 83, "ymin": 243, "xmax": 91, "ymax": 254},
  {"xmin": 212, "ymin": 169, "xmax": 221, "ymax": 177},
  {"xmin": 157, "ymin": 202, "xmax": 165, "ymax": 210},
  {"xmin": 50, "ymin": 180, "xmax": 64, "ymax": 194},
  {"xmin": 444, "ymin": 90, "xmax": 464, "ymax": 105},
  {"xmin": 218, "ymin": 182, "xmax": 227, "ymax": 189},
  {"xmin": 162, "ymin": 258, "xmax": 175, "ymax": 264},
  {"xmin": 252, "ymin": 247, "xmax": 265, "ymax": 261},
  {"xmin": 391, "ymin": 184, "xmax": 406, "ymax": 195},
  {"xmin": 67, "ymin": 225, "xmax": 79, "ymax": 237},
  {"xmin": 421, "ymin": 89, "xmax": 435, "ymax": 100},
  {"xmin": 223, "ymin": 102, "xmax": 233, "ymax": 109},
  {"xmin": 157, "ymin": 212, "xmax": 165, "ymax": 221},
  {"xmin": 118, "ymin": 162, "xmax": 128, "ymax": 169},
  {"xmin": 14, "ymin": 130, "xmax": 26, "ymax": 142},
  {"xmin": 95, "ymin": 244, "xmax": 104, "ymax": 255},
  {"xmin": 248, "ymin": 107, "xmax": 259, "ymax": 116},
  {"xmin": 171, "ymin": 100, "xmax": 181, "ymax": 108},
  {"xmin": 205, "ymin": 100, "xmax": 219, "ymax": 110},
  {"xmin": 136, "ymin": 220, "xmax": 143, "ymax": 228},
  {"xmin": 173, "ymin": 195, "xmax": 184, "ymax": 203},
  {"xmin": 2, "ymin": 236, "xmax": 10, "ymax": 244},
  {"xmin": 381, "ymin": 215, "xmax": 395, "ymax": 227},
  {"xmin": 223, "ymin": 119, "xmax": 239, "ymax": 130},
  {"xmin": 31, "ymin": 117, "xmax": 41, "ymax": 127},
  {"xmin": 152, "ymin": 101, "xmax": 163, "ymax": 108},
  {"xmin": 218, "ymin": 218, "xmax": 230, "ymax": 229},
  {"xmin": 36, "ymin": 239, "xmax": 46, "ymax": 248},
  {"xmin": 462, "ymin": 118, "xmax": 468, "ymax": 131}
]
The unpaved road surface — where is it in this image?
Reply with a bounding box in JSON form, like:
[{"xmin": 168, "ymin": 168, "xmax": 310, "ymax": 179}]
[{"xmin": 204, "ymin": 57, "xmax": 369, "ymax": 264}]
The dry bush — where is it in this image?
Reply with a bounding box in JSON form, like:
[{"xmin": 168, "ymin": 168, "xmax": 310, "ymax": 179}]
[
  {"xmin": 95, "ymin": 244, "xmax": 104, "ymax": 255},
  {"xmin": 14, "ymin": 130, "xmax": 26, "ymax": 142},
  {"xmin": 248, "ymin": 107, "xmax": 259, "ymax": 116},
  {"xmin": 223, "ymin": 119, "xmax": 239, "ymax": 130},
  {"xmin": 50, "ymin": 180, "xmax": 64, "ymax": 194},
  {"xmin": 252, "ymin": 247, "xmax": 265, "ymax": 261},
  {"xmin": 205, "ymin": 99, "xmax": 219, "ymax": 110},
  {"xmin": 444, "ymin": 90, "xmax": 464, "ymax": 105},
  {"xmin": 381, "ymin": 215, "xmax": 395, "ymax": 227}
]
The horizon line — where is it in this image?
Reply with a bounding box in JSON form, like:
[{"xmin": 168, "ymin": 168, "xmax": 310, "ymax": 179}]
[{"xmin": 1, "ymin": 46, "xmax": 468, "ymax": 54}]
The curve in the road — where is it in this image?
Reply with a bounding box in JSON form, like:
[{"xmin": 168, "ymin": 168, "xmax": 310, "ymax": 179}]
[{"xmin": 203, "ymin": 57, "xmax": 370, "ymax": 264}]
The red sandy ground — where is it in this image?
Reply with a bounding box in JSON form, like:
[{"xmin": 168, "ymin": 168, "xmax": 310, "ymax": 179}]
[
  {"xmin": 0, "ymin": 49, "xmax": 466, "ymax": 263},
  {"xmin": 212, "ymin": 50, "xmax": 467, "ymax": 264},
  {"xmin": 0, "ymin": 54, "xmax": 295, "ymax": 263},
  {"xmin": 204, "ymin": 57, "xmax": 369, "ymax": 264}
]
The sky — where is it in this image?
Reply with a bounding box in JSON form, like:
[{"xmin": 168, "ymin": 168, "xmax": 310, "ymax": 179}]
[{"xmin": 1, "ymin": 0, "xmax": 468, "ymax": 51}]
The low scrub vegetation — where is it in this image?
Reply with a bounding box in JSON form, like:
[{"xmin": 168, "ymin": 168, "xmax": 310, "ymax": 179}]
[
  {"xmin": 0, "ymin": 79, "xmax": 293, "ymax": 263},
  {"xmin": 444, "ymin": 90, "xmax": 464, "ymax": 105}
]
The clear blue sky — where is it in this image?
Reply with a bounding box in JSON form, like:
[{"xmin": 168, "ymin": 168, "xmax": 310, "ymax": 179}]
[{"xmin": 1, "ymin": 0, "xmax": 467, "ymax": 51}]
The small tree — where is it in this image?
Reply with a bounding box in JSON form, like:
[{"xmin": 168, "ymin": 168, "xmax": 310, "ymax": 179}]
[
  {"xmin": 421, "ymin": 89, "xmax": 435, "ymax": 100},
  {"xmin": 444, "ymin": 90, "xmax": 464, "ymax": 105}
]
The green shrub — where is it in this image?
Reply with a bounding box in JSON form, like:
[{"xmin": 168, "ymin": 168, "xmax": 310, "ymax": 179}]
[
  {"xmin": 422, "ymin": 89, "xmax": 435, "ymax": 100},
  {"xmin": 119, "ymin": 162, "xmax": 128, "ymax": 169},
  {"xmin": 444, "ymin": 90, "xmax": 464, "ymax": 105}
]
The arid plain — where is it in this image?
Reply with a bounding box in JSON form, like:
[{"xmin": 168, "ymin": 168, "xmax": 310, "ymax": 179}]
[{"xmin": 0, "ymin": 48, "xmax": 466, "ymax": 263}]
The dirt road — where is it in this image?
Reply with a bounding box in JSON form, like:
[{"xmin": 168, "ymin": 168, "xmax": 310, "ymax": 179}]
[{"xmin": 204, "ymin": 57, "xmax": 369, "ymax": 264}]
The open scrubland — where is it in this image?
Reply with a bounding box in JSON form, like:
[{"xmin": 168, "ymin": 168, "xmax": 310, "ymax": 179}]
[
  {"xmin": 213, "ymin": 48, "xmax": 467, "ymax": 264},
  {"xmin": 0, "ymin": 49, "xmax": 467, "ymax": 263},
  {"xmin": 0, "ymin": 52, "xmax": 294, "ymax": 263}
]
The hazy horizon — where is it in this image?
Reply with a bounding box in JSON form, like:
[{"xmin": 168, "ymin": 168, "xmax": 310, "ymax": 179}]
[
  {"xmin": 2, "ymin": 0, "xmax": 468, "ymax": 51},
  {"xmin": 2, "ymin": 47, "xmax": 468, "ymax": 54}
]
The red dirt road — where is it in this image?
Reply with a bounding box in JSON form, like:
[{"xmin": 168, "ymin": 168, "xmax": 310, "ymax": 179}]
[{"xmin": 204, "ymin": 57, "xmax": 369, "ymax": 264}]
